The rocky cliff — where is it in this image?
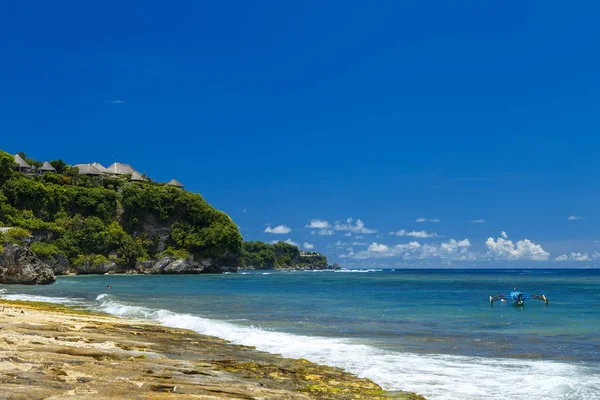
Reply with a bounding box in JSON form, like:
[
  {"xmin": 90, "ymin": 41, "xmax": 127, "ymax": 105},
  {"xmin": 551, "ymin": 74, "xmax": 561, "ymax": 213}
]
[
  {"xmin": 242, "ymin": 241, "xmax": 336, "ymax": 270},
  {"xmin": 1, "ymin": 150, "xmax": 335, "ymax": 278},
  {"xmin": 0, "ymin": 244, "xmax": 55, "ymax": 284},
  {"xmin": 0, "ymin": 149, "xmax": 243, "ymax": 275}
]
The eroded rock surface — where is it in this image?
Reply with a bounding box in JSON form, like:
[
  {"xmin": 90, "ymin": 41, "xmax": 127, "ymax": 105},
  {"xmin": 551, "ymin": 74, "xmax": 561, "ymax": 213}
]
[
  {"xmin": 0, "ymin": 244, "xmax": 55, "ymax": 284},
  {"xmin": 0, "ymin": 300, "xmax": 426, "ymax": 399}
]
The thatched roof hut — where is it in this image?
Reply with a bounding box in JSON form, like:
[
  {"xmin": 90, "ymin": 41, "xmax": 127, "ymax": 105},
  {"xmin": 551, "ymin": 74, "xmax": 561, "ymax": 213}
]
[
  {"xmin": 166, "ymin": 178, "xmax": 184, "ymax": 189},
  {"xmin": 38, "ymin": 161, "xmax": 56, "ymax": 173},
  {"xmin": 74, "ymin": 163, "xmax": 106, "ymax": 176},
  {"xmin": 92, "ymin": 162, "xmax": 109, "ymax": 174},
  {"xmin": 130, "ymin": 171, "xmax": 146, "ymax": 182},
  {"xmin": 106, "ymin": 162, "xmax": 136, "ymax": 175},
  {"xmin": 14, "ymin": 154, "xmax": 31, "ymax": 171}
]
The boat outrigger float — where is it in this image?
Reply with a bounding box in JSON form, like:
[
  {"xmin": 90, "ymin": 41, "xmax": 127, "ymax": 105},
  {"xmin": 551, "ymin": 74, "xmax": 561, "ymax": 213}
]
[{"xmin": 489, "ymin": 287, "xmax": 548, "ymax": 306}]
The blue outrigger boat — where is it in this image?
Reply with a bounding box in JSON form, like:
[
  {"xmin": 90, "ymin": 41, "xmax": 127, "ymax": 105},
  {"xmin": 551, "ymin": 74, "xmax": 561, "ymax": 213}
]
[{"xmin": 489, "ymin": 287, "xmax": 548, "ymax": 306}]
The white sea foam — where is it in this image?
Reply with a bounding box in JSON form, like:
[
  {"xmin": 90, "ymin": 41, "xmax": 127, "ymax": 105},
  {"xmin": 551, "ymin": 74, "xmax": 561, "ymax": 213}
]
[
  {"xmin": 0, "ymin": 293, "xmax": 84, "ymax": 304},
  {"xmin": 336, "ymin": 269, "xmax": 382, "ymax": 273},
  {"xmin": 93, "ymin": 294, "xmax": 600, "ymax": 400}
]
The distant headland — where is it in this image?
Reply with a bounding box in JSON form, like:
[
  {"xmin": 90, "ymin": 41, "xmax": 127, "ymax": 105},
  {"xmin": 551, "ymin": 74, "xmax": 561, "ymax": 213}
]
[{"xmin": 0, "ymin": 150, "xmax": 335, "ymax": 284}]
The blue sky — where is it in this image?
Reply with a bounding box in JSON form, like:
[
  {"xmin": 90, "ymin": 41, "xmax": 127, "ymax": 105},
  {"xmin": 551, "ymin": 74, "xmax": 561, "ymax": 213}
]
[{"xmin": 1, "ymin": 1, "xmax": 598, "ymax": 267}]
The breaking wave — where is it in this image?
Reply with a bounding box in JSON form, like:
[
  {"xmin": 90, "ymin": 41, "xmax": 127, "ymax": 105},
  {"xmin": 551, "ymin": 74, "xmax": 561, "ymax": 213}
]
[
  {"xmin": 335, "ymin": 269, "xmax": 383, "ymax": 273},
  {"xmin": 0, "ymin": 293, "xmax": 84, "ymax": 304},
  {"xmin": 92, "ymin": 294, "xmax": 600, "ymax": 400}
]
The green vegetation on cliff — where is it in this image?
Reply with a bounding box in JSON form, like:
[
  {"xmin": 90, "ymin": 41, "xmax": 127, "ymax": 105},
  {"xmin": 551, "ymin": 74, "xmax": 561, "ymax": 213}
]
[
  {"xmin": 1, "ymin": 149, "xmax": 331, "ymax": 272},
  {"xmin": 242, "ymin": 241, "xmax": 328, "ymax": 269},
  {"xmin": 0, "ymin": 150, "xmax": 242, "ymax": 269}
]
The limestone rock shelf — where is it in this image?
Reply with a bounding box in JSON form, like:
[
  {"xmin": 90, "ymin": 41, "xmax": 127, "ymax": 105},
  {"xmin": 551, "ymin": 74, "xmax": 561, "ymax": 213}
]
[{"xmin": 0, "ymin": 300, "xmax": 426, "ymax": 399}]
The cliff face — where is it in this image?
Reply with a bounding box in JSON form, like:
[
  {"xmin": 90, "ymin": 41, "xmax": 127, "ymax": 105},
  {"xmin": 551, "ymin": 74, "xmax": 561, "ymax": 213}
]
[
  {"xmin": 242, "ymin": 241, "xmax": 332, "ymax": 270},
  {"xmin": 0, "ymin": 244, "xmax": 55, "ymax": 284}
]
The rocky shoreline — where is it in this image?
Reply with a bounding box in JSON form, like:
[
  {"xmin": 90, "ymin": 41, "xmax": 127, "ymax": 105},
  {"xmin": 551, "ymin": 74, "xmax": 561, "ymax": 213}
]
[
  {"xmin": 0, "ymin": 244, "xmax": 341, "ymax": 285},
  {"xmin": 0, "ymin": 299, "xmax": 426, "ymax": 399},
  {"xmin": 0, "ymin": 244, "xmax": 56, "ymax": 284}
]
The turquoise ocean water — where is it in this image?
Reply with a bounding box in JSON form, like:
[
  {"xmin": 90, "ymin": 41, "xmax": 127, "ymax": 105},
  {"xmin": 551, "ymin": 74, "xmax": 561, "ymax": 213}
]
[{"xmin": 1, "ymin": 269, "xmax": 599, "ymax": 399}]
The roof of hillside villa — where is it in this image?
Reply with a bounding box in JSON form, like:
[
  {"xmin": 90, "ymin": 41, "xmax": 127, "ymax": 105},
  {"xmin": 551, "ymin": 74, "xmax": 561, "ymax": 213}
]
[
  {"xmin": 166, "ymin": 178, "xmax": 184, "ymax": 188},
  {"xmin": 74, "ymin": 163, "xmax": 106, "ymax": 176},
  {"xmin": 130, "ymin": 171, "xmax": 146, "ymax": 181},
  {"xmin": 10, "ymin": 155, "xmax": 185, "ymax": 190},
  {"xmin": 300, "ymin": 251, "xmax": 321, "ymax": 257},
  {"xmin": 14, "ymin": 154, "xmax": 31, "ymax": 169},
  {"xmin": 38, "ymin": 161, "xmax": 56, "ymax": 172},
  {"xmin": 106, "ymin": 162, "xmax": 136, "ymax": 175},
  {"xmin": 92, "ymin": 162, "xmax": 109, "ymax": 174}
]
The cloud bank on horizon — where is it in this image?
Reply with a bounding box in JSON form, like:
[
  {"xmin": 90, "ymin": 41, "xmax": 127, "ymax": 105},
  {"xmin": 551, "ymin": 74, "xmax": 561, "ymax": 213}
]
[
  {"xmin": 265, "ymin": 217, "xmax": 598, "ymax": 266},
  {"xmin": 389, "ymin": 229, "xmax": 441, "ymax": 238},
  {"xmin": 306, "ymin": 218, "xmax": 376, "ymax": 236}
]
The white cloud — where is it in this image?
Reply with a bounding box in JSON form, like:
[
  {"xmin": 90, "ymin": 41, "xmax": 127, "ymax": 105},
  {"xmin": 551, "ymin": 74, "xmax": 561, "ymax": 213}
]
[
  {"xmin": 339, "ymin": 249, "xmax": 354, "ymax": 259},
  {"xmin": 340, "ymin": 232, "xmax": 556, "ymax": 263},
  {"xmin": 344, "ymin": 232, "xmax": 352, "ymax": 237},
  {"xmin": 328, "ymin": 240, "xmax": 349, "ymax": 249},
  {"xmin": 303, "ymin": 242, "xmax": 314, "ymax": 250},
  {"xmin": 416, "ymin": 218, "xmax": 441, "ymax": 223},
  {"xmin": 568, "ymin": 215, "xmax": 584, "ymax": 221},
  {"xmin": 501, "ymin": 231, "xmax": 508, "ymax": 239},
  {"xmin": 571, "ymin": 252, "xmax": 591, "ymax": 261},
  {"xmin": 470, "ymin": 219, "xmax": 486, "ymax": 224},
  {"xmin": 554, "ymin": 252, "xmax": 591, "ymax": 262},
  {"xmin": 352, "ymin": 242, "xmax": 367, "ymax": 246},
  {"xmin": 264, "ymin": 225, "xmax": 292, "ymax": 234},
  {"xmin": 241, "ymin": 208, "xmax": 247, "ymax": 213},
  {"xmin": 389, "ymin": 229, "xmax": 440, "ymax": 238},
  {"xmin": 419, "ymin": 239, "xmax": 473, "ymax": 260},
  {"xmin": 345, "ymin": 239, "xmax": 471, "ymax": 260},
  {"xmin": 271, "ymin": 238, "xmax": 298, "ymax": 246},
  {"xmin": 333, "ymin": 218, "xmax": 377, "ymax": 234},
  {"xmin": 368, "ymin": 243, "xmax": 389, "ymax": 253},
  {"xmin": 485, "ymin": 232, "xmax": 550, "ymax": 261},
  {"xmin": 306, "ymin": 220, "xmax": 334, "ymax": 235},
  {"xmin": 305, "ymin": 219, "xmax": 331, "ymax": 229},
  {"xmin": 396, "ymin": 241, "xmax": 422, "ymax": 251},
  {"xmin": 311, "ymin": 229, "xmax": 334, "ymax": 236}
]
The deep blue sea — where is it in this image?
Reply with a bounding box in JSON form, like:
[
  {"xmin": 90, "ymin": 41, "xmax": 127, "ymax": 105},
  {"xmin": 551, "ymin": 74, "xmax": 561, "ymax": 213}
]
[{"xmin": 2, "ymin": 269, "xmax": 599, "ymax": 399}]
